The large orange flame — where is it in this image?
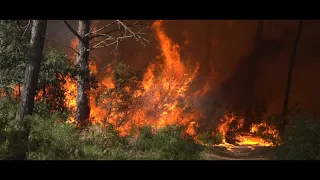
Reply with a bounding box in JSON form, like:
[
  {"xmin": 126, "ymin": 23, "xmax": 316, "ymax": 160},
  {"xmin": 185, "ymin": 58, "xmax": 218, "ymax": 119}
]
[
  {"xmin": 61, "ymin": 20, "xmax": 279, "ymax": 146},
  {"xmin": 0, "ymin": 20, "xmax": 279, "ymax": 147}
]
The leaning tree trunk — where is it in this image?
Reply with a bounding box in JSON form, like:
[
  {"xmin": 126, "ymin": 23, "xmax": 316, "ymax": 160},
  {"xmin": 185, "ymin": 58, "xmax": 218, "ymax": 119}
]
[
  {"xmin": 16, "ymin": 20, "xmax": 47, "ymax": 121},
  {"xmin": 241, "ymin": 20, "xmax": 264, "ymax": 132},
  {"xmin": 75, "ymin": 20, "xmax": 91, "ymax": 124},
  {"xmin": 280, "ymin": 20, "xmax": 303, "ymax": 135}
]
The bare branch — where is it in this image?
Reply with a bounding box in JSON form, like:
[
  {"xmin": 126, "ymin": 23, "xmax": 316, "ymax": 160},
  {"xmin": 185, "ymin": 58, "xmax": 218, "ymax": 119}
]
[
  {"xmin": 21, "ymin": 20, "xmax": 31, "ymax": 40},
  {"xmin": 62, "ymin": 20, "xmax": 84, "ymax": 42},
  {"xmin": 88, "ymin": 20, "xmax": 151, "ymax": 53},
  {"xmin": 86, "ymin": 20, "xmax": 117, "ymax": 38},
  {"xmin": 89, "ymin": 20, "xmax": 150, "ymax": 40}
]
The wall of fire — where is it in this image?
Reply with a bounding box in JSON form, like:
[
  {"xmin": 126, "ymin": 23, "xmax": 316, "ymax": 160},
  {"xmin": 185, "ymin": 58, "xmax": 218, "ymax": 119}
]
[{"xmin": 46, "ymin": 20, "xmax": 320, "ymax": 116}]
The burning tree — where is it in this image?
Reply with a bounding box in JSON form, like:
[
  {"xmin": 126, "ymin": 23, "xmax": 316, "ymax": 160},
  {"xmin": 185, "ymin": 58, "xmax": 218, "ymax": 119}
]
[{"xmin": 62, "ymin": 20, "xmax": 150, "ymax": 125}]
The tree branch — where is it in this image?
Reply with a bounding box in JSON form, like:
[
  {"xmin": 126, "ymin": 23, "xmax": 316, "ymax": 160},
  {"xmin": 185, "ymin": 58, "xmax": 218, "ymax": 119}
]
[
  {"xmin": 62, "ymin": 20, "xmax": 84, "ymax": 43},
  {"xmin": 87, "ymin": 20, "xmax": 151, "ymax": 53},
  {"xmin": 21, "ymin": 20, "xmax": 31, "ymax": 40},
  {"xmin": 89, "ymin": 20, "xmax": 151, "ymax": 40},
  {"xmin": 87, "ymin": 20, "xmax": 118, "ymax": 38}
]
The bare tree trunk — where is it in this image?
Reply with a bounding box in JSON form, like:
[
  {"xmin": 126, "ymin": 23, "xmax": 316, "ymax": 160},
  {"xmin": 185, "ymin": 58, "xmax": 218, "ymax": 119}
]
[
  {"xmin": 16, "ymin": 20, "xmax": 47, "ymax": 121},
  {"xmin": 74, "ymin": 20, "xmax": 91, "ymax": 124},
  {"xmin": 241, "ymin": 20, "xmax": 264, "ymax": 132},
  {"xmin": 280, "ymin": 20, "xmax": 303, "ymax": 134}
]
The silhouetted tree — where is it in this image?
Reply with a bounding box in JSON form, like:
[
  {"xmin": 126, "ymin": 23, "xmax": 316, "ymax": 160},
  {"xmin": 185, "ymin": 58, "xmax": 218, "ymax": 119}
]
[
  {"xmin": 241, "ymin": 20, "xmax": 264, "ymax": 132},
  {"xmin": 16, "ymin": 20, "xmax": 47, "ymax": 121},
  {"xmin": 280, "ymin": 20, "xmax": 303, "ymax": 134}
]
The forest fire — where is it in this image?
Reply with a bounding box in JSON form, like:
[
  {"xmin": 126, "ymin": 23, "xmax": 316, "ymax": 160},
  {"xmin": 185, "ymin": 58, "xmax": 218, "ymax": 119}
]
[
  {"xmin": 63, "ymin": 20, "xmax": 202, "ymax": 136},
  {"xmin": 215, "ymin": 114, "xmax": 278, "ymax": 147},
  {"xmin": 0, "ymin": 20, "xmax": 279, "ymax": 148}
]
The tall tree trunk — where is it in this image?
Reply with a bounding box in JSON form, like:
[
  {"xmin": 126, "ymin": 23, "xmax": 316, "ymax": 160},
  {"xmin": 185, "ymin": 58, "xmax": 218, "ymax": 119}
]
[
  {"xmin": 241, "ymin": 20, "xmax": 264, "ymax": 132},
  {"xmin": 16, "ymin": 20, "xmax": 47, "ymax": 121},
  {"xmin": 280, "ymin": 20, "xmax": 303, "ymax": 134},
  {"xmin": 75, "ymin": 20, "xmax": 91, "ymax": 124}
]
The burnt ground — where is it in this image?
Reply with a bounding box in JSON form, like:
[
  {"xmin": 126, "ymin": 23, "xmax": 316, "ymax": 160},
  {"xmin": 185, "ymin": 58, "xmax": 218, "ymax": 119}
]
[{"xmin": 203, "ymin": 145, "xmax": 275, "ymax": 160}]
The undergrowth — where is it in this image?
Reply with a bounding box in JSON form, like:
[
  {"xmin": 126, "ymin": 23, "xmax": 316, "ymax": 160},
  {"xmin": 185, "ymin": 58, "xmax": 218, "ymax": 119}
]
[
  {"xmin": 275, "ymin": 112, "xmax": 320, "ymax": 160},
  {"xmin": 0, "ymin": 99, "xmax": 205, "ymax": 160}
]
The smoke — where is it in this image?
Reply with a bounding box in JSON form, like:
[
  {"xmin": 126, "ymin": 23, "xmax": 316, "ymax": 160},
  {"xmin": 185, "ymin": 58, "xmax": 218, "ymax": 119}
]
[{"xmin": 46, "ymin": 20, "xmax": 320, "ymax": 116}]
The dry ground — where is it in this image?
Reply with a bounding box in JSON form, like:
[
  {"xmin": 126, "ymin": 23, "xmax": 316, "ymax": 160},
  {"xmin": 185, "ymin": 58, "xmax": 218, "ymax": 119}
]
[{"xmin": 203, "ymin": 145, "xmax": 275, "ymax": 160}]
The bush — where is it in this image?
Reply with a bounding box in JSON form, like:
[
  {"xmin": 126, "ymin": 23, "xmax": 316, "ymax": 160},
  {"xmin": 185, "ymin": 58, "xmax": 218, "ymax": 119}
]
[
  {"xmin": 26, "ymin": 113, "xmax": 81, "ymax": 160},
  {"xmin": 79, "ymin": 124, "xmax": 128, "ymax": 160},
  {"xmin": 197, "ymin": 131, "xmax": 223, "ymax": 145},
  {"xmin": 26, "ymin": 116, "xmax": 129, "ymax": 160},
  {"xmin": 0, "ymin": 98, "xmax": 17, "ymax": 159},
  {"xmin": 131, "ymin": 125, "xmax": 204, "ymax": 160},
  {"xmin": 275, "ymin": 112, "xmax": 320, "ymax": 160}
]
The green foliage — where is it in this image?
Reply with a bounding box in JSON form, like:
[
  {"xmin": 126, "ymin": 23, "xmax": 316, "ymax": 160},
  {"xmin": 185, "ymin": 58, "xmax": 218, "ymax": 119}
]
[
  {"xmin": 79, "ymin": 124, "xmax": 128, "ymax": 160},
  {"xmin": 0, "ymin": 20, "xmax": 72, "ymax": 114},
  {"xmin": 0, "ymin": 99, "xmax": 204, "ymax": 160},
  {"xmin": 275, "ymin": 112, "xmax": 320, "ymax": 160},
  {"xmin": 0, "ymin": 21, "xmax": 29, "ymax": 99},
  {"xmin": 0, "ymin": 98, "xmax": 17, "ymax": 159},
  {"xmin": 197, "ymin": 131, "xmax": 223, "ymax": 145},
  {"xmin": 131, "ymin": 125, "xmax": 204, "ymax": 160},
  {"xmin": 37, "ymin": 48, "xmax": 71, "ymax": 112},
  {"xmin": 26, "ymin": 113, "xmax": 81, "ymax": 160}
]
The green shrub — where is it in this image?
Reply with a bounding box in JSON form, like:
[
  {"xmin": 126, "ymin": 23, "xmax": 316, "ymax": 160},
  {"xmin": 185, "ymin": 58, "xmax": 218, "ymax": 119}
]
[
  {"xmin": 133, "ymin": 126, "xmax": 154, "ymax": 151},
  {"xmin": 197, "ymin": 131, "xmax": 223, "ymax": 145},
  {"xmin": 26, "ymin": 116, "xmax": 129, "ymax": 160},
  {"xmin": 275, "ymin": 112, "xmax": 320, "ymax": 160},
  {"xmin": 131, "ymin": 125, "xmax": 204, "ymax": 160},
  {"xmin": 26, "ymin": 113, "xmax": 81, "ymax": 160},
  {"xmin": 0, "ymin": 98, "xmax": 17, "ymax": 159},
  {"xmin": 79, "ymin": 124, "xmax": 128, "ymax": 160},
  {"xmin": 0, "ymin": 98, "xmax": 205, "ymax": 160}
]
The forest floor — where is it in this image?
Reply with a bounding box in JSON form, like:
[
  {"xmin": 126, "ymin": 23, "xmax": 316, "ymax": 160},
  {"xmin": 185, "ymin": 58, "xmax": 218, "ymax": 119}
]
[{"xmin": 203, "ymin": 145, "xmax": 275, "ymax": 160}]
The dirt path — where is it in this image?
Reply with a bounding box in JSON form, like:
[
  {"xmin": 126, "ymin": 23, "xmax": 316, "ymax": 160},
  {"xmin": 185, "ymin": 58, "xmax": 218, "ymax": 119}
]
[{"xmin": 203, "ymin": 145, "xmax": 275, "ymax": 160}]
